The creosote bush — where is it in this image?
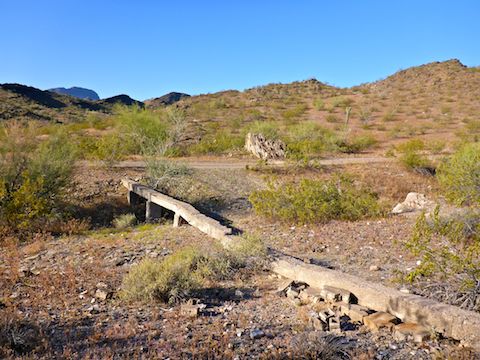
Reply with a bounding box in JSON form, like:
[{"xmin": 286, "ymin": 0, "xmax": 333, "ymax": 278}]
[
  {"xmin": 437, "ymin": 142, "xmax": 480, "ymax": 206},
  {"xmin": 396, "ymin": 139, "xmax": 432, "ymax": 171},
  {"xmin": 249, "ymin": 175, "xmax": 382, "ymax": 224},
  {"xmin": 0, "ymin": 123, "xmax": 76, "ymax": 239},
  {"xmin": 406, "ymin": 207, "xmax": 480, "ymax": 311}
]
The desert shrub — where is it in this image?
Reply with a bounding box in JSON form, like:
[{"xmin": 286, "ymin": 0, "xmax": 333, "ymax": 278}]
[
  {"xmin": 313, "ymin": 98, "xmax": 325, "ymax": 111},
  {"xmin": 359, "ymin": 107, "xmax": 373, "ymax": 124},
  {"xmin": 249, "ymin": 175, "xmax": 381, "ymax": 224},
  {"xmin": 188, "ymin": 131, "xmax": 244, "ymax": 155},
  {"xmin": 405, "ymin": 207, "xmax": 480, "ymax": 311},
  {"xmin": 121, "ymin": 237, "xmax": 266, "ymax": 304},
  {"xmin": 0, "ymin": 124, "xmax": 76, "ymax": 239},
  {"xmin": 113, "ymin": 213, "xmax": 137, "ymax": 229},
  {"xmin": 325, "ymin": 114, "xmax": 340, "ymax": 123},
  {"xmin": 91, "ymin": 133, "xmax": 130, "ymax": 165},
  {"xmin": 145, "ymin": 159, "xmax": 192, "ymax": 190},
  {"xmin": 113, "ymin": 104, "xmax": 169, "ymax": 155},
  {"xmin": 121, "ymin": 247, "xmax": 212, "ymax": 303},
  {"xmin": 330, "ymin": 96, "xmax": 354, "ymax": 108},
  {"xmin": 437, "ymin": 143, "xmax": 480, "ymax": 206},
  {"xmin": 282, "ymin": 104, "xmax": 308, "ymax": 123},
  {"xmin": 336, "ymin": 135, "xmax": 378, "ymax": 154},
  {"xmin": 247, "ymin": 121, "xmax": 280, "ymax": 140},
  {"xmin": 396, "ymin": 139, "xmax": 432, "ymax": 171},
  {"xmin": 285, "ymin": 123, "xmax": 338, "ymax": 159}
]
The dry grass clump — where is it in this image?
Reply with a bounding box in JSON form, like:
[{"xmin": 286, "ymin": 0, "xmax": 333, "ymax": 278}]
[
  {"xmin": 121, "ymin": 236, "xmax": 266, "ymax": 304},
  {"xmin": 113, "ymin": 213, "xmax": 137, "ymax": 229}
]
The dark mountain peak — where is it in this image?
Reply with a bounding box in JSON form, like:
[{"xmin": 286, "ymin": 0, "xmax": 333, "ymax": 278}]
[
  {"xmin": 1, "ymin": 83, "xmax": 66, "ymax": 108},
  {"xmin": 146, "ymin": 92, "xmax": 190, "ymax": 107},
  {"xmin": 100, "ymin": 94, "xmax": 144, "ymax": 107},
  {"xmin": 49, "ymin": 86, "xmax": 100, "ymax": 100}
]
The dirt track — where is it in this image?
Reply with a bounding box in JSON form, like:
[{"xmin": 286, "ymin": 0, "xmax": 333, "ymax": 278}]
[{"xmin": 80, "ymin": 156, "xmax": 396, "ymax": 169}]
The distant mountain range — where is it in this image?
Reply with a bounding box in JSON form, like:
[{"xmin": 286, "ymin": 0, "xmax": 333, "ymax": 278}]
[
  {"xmin": 49, "ymin": 87, "xmax": 100, "ymax": 100},
  {"xmin": 0, "ymin": 82, "xmax": 191, "ymax": 123}
]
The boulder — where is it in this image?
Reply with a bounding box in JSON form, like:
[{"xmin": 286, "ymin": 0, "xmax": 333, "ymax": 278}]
[
  {"xmin": 245, "ymin": 133, "xmax": 286, "ymax": 160},
  {"xmin": 392, "ymin": 192, "xmax": 435, "ymax": 214}
]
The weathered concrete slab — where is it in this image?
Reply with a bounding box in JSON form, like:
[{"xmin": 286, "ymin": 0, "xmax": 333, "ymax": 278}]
[
  {"xmin": 271, "ymin": 254, "xmax": 480, "ymax": 349},
  {"xmin": 122, "ymin": 178, "xmax": 232, "ymax": 240}
]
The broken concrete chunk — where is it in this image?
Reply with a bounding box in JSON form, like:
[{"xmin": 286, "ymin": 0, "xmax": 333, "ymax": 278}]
[
  {"xmin": 320, "ymin": 285, "xmax": 352, "ymax": 303},
  {"xmin": 318, "ymin": 308, "xmax": 336, "ymax": 323},
  {"xmin": 328, "ymin": 316, "xmax": 342, "ymax": 334},
  {"xmin": 277, "ymin": 279, "xmax": 294, "ymax": 293},
  {"xmin": 392, "ymin": 192, "xmax": 435, "ymax": 215},
  {"xmin": 394, "ymin": 323, "xmax": 431, "ymax": 343},
  {"xmin": 363, "ymin": 312, "xmax": 399, "ymax": 332},
  {"xmin": 340, "ymin": 304, "xmax": 370, "ymax": 323},
  {"xmin": 298, "ymin": 287, "xmax": 322, "ymax": 304}
]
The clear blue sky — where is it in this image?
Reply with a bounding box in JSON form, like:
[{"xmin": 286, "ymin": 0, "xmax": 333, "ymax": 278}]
[{"xmin": 1, "ymin": 1, "xmax": 478, "ymax": 100}]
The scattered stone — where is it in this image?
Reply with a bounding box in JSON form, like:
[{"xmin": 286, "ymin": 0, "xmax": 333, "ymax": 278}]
[
  {"xmin": 328, "ymin": 316, "xmax": 342, "ymax": 334},
  {"xmin": 369, "ymin": 265, "xmax": 380, "ymax": 271},
  {"xmin": 236, "ymin": 329, "xmax": 244, "ymax": 337},
  {"xmin": 249, "ymin": 329, "xmax": 265, "ymax": 339},
  {"xmin": 180, "ymin": 301, "xmax": 204, "ymax": 318},
  {"xmin": 277, "ymin": 280, "xmax": 293, "ymax": 293},
  {"xmin": 363, "ymin": 312, "xmax": 399, "ymax": 332},
  {"xmin": 320, "ymin": 286, "xmax": 352, "ymax": 303},
  {"xmin": 318, "ymin": 308, "xmax": 336, "ymax": 323},
  {"xmin": 286, "ymin": 288, "xmax": 300, "ymax": 299},
  {"xmin": 340, "ymin": 304, "xmax": 370, "ymax": 323},
  {"xmin": 235, "ymin": 290, "xmax": 244, "ymax": 298},
  {"xmin": 94, "ymin": 288, "xmax": 112, "ymax": 301},
  {"xmin": 394, "ymin": 323, "xmax": 431, "ymax": 343}
]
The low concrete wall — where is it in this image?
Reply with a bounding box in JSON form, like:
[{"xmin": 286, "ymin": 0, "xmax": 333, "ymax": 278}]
[
  {"xmin": 121, "ymin": 178, "xmax": 480, "ymax": 350},
  {"xmin": 271, "ymin": 254, "xmax": 480, "ymax": 350},
  {"xmin": 122, "ymin": 179, "xmax": 232, "ymax": 243}
]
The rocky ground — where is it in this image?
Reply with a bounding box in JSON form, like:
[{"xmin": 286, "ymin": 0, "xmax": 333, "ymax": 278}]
[{"xmin": 0, "ymin": 162, "xmax": 478, "ymax": 359}]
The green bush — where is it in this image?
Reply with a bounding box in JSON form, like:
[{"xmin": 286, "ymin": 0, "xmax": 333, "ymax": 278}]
[
  {"xmin": 405, "ymin": 208, "xmax": 480, "ymax": 310},
  {"xmin": 249, "ymin": 175, "xmax": 382, "ymax": 224},
  {"xmin": 188, "ymin": 131, "xmax": 244, "ymax": 155},
  {"xmin": 247, "ymin": 121, "xmax": 280, "ymax": 140},
  {"xmin": 285, "ymin": 122, "xmax": 338, "ymax": 159},
  {"xmin": 336, "ymin": 135, "xmax": 378, "ymax": 154},
  {"xmin": 437, "ymin": 143, "xmax": 480, "ymax": 206},
  {"xmin": 396, "ymin": 139, "xmax": 431, "ymax": 170},
  {"xmin": 0, "ymin": 124, "xmax": 76, "ymax": 238}
]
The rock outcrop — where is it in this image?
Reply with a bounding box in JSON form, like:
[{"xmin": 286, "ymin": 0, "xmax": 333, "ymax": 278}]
[
  {"xmin": 392, "ymin": 192, "xmax": 435, "ymax": 214},
  {"xmin": 245, "ymin": 133, "xmax": 286, "ymax": 160}
]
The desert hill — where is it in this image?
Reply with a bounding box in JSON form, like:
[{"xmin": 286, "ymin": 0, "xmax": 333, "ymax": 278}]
[{"xmin": 146, "ymin": 92, "xmax": 190, "ymax": 107}]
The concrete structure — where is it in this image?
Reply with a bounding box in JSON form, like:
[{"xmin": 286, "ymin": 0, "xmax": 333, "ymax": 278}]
[
  {"xmin": 122, "ymin": 179, "xmax": 233, "ymax": 247},
  {"xmin": 121, "ymin": 178, "xmax": 480, "ymax": 350}
]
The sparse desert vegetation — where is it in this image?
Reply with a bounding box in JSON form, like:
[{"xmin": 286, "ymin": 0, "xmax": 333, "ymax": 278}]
[{"xmin": 1, "ymin": 59, "xmax": 480, "ymax": 358}]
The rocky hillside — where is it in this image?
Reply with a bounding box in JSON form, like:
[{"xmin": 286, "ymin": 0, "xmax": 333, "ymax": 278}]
[
  {"xmin": 0, "ymin": 84, "xmax": 143, "ymax": 123},
  {"xmin": 48, "ymin": 86, "xmax": 100, "ymax": 100}
]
